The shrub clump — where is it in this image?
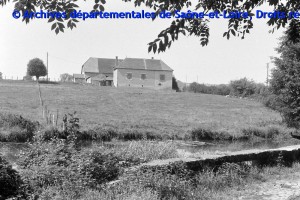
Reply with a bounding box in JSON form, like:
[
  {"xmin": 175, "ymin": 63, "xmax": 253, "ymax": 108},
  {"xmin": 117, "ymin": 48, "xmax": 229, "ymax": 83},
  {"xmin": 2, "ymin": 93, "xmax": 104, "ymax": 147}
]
[
  {"xmin": 242, "ymin": 126, "xmax": 281, "ymax": 139},
  {"xmin": 188, "ymin": 128, "xmax": 243, "ymax": 141},
  {"xmin": 18, "ymin": 138, "xmax": 124, "ymax": 199},
  {"xmin": 0, "ymin": 113, "xmax": 39, "ymax": 142},
  {"xmin": 38, "ymin": 125, "xmax": 166, "ymax": 142},
  {"xmin": 0, "ymin": 156, "xmax": 25, "ymax": 199}
]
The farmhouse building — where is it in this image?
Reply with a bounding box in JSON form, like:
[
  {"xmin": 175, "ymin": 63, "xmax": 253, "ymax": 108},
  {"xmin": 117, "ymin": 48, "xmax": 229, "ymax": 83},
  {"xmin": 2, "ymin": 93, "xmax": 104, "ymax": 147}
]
[
  {"xmin": 75, "ymin": 56, "xmax": 173, "ymax": 89},
  {"xmin": 113, "ymin": 58, "xmax": 173, "ymax": 89}
]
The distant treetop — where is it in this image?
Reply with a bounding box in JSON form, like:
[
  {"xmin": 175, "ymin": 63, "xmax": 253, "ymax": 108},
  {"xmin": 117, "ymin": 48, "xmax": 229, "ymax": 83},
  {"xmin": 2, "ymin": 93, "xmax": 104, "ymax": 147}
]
[{"xmin": 27, "ymin": 58, "xmax": 47, "ymax": 80}]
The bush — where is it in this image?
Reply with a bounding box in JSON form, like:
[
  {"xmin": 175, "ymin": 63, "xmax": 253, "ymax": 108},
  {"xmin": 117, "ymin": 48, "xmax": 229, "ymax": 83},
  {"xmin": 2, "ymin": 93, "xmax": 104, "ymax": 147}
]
[
  {"xmin": 82, "ymin": 150, "xmax": 121, "ymax": 184},
  {"xmin": 0, "ymin": 113, "xmax": 39, "ymax": 142},
  {"xmin": 242, "ymin": 126, "xmax": 281, "ymax": 139},
  {"xmin": 188, "ymin": 82, "xmax": 231, "ymax": 96},
  {"xmin": 189, "ymin": 128, "xmax": 235, "ymax": 141},
  {"xmin": 18, "ymin": 138, "xmax": 124, "ymax": 198},
  {"xmin": 38, "ymin": 80, "xmax": 59, "ymax": 84},
  {"xmin": 0, "ymin": 156, "xmax": 24, "ymax": 199},
  {"xmin": 229, "ymin": 78, "xmax": 257, "ymax": 97},
  {"xmin": 172, "ymin": 77, "xmax": 180, "ymax": 92}
]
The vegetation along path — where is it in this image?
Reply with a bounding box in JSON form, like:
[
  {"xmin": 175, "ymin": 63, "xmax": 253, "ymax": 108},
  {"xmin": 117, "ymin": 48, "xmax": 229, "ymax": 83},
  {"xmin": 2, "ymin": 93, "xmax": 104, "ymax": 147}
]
[
  {"xmin": 238, "ymin": 171, "xmax": 300, "ymax": 200},
  {"xmin": 136, "ymin": 145, "xmax": 300, "ymax": 200}
]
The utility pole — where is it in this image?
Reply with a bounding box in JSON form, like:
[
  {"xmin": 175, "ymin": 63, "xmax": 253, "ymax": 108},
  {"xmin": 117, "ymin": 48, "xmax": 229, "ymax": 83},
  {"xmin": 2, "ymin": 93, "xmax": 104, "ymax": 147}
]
[
  {"xmin": 197, "ymin": 75, "xmax": 198, "ymax": 83},
  {"xmin": 266, "ymin": 63, "xmax": 269, "ymax": 87},
  {"xmin": 47, "ymin": 52, "xmax": 49, "ymax": 81}
]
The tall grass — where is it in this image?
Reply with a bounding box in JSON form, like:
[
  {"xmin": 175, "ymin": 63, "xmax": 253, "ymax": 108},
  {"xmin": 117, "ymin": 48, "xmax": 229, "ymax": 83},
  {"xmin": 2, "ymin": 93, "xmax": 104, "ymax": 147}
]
[
  {"xmin": 85, "ymin": 141, "xmax": 178, "ymax": 164},
  {"xmin": 66, "ymin": 162, "xmax": 266, "ymax": 200}
]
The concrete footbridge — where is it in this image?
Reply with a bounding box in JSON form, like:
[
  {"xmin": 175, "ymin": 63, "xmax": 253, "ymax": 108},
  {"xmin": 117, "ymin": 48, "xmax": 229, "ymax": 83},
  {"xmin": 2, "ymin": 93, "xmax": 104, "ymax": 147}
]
[{"xmin": 141, "ymin": 144, "xmax": 300, "ymax": 171}]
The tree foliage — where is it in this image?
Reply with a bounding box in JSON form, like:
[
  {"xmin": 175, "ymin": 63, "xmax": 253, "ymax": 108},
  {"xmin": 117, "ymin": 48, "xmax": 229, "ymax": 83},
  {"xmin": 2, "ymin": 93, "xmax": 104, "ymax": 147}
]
[
  {"xmin": 270, "ymin": 23, "xmax": 300, "ymax": 127},
  {"xmin": 2, "ymin": 0, "xmax": 300, "ymax": 53},
  {"xmin": 229, "ymin": 77, "xmax": 256, "ymax": 97},
  {"xmin": 172, "ymin": 76, "xmax": 180, "ymax": 92},
  {"xmin": 60, "ymin": 73, "xmax": 73, "ymax": 82},
  {"xmin": 186, "ymin": 78, "xmax": 267, "ymax": 97},
  {"xmin": 27, "ymin": 58, "xmax": 47, "ymax": 80},
  {"xmin": 188, "ymin": 82, "xmax": 231, "ymax": 96}
]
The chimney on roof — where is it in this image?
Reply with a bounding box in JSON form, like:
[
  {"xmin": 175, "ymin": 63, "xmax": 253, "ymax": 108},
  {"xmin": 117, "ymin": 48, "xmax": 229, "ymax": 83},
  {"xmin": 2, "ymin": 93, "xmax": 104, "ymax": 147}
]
[
  {"xmin": 152, "ymin": 57, "xmax": 154, "ymax": 60},
  {"xmin": 115, "ymin": 56, "xmax": 119, "ymax": 67}
]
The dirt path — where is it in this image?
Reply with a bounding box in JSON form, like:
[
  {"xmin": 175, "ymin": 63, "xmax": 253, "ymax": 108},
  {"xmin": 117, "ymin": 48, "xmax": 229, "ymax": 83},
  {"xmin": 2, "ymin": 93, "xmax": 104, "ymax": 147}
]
[{"xmin": 239, "ymin": 172, "xmax": 300, "ymax": 200}]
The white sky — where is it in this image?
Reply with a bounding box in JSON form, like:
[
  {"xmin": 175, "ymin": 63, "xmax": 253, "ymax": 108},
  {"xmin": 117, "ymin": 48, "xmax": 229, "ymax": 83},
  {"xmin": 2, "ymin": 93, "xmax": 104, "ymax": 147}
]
[{"xmin": 0, "ymin": 1, "xmax": 283, "ymax": 84}]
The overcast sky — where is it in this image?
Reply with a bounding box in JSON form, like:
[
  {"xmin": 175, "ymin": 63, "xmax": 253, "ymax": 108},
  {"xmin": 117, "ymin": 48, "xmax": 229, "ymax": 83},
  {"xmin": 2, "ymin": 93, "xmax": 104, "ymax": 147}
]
[{"xmin": 0, "ymin": 1, "xmax": 283, "ymax": 84}]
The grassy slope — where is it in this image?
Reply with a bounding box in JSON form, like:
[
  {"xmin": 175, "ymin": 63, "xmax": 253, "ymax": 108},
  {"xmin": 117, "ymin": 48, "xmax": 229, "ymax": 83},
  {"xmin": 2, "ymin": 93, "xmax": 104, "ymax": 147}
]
[{"xmin": 0, "ymin": 80, "xmax": 287, "ymax": 138}]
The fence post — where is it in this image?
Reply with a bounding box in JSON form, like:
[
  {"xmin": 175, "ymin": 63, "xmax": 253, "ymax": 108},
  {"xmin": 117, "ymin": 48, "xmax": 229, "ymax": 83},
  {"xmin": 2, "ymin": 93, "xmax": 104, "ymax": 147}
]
[
  {"xmin": 52, "ymin": 114, "xmax": 55, "ymax": 126},
  {"xmin": 56, "ymin": 109, "xmax": 59, "ymax": 127}
]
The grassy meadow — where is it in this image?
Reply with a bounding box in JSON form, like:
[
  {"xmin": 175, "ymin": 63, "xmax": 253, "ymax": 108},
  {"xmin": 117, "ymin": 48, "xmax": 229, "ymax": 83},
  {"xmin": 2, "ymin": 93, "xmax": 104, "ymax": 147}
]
[
  {"xmin": 2, "ymin": 80, "xmax": 300, "ymax": 200},
  {"xmin": 0, "ymin": 80, "xmax": 293, "ymax": 140}
]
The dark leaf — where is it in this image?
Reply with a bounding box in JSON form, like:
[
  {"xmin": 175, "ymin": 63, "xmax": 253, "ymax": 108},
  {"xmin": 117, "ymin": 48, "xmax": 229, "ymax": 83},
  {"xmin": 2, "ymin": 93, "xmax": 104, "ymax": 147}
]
[
  {"xmin": 148, "ymin": 45, "xmax": 152, "ymax": 53},
  {"xmin": 51, "ymin": 23, "xmax": 57, "ymax": 30},
  {"xmin": 48, "ymin": 17, "xmax": 55, "ymax": 23},
  {"xmin": 99, "ymin": 5, "xmax": 104, "ymax": 11}
]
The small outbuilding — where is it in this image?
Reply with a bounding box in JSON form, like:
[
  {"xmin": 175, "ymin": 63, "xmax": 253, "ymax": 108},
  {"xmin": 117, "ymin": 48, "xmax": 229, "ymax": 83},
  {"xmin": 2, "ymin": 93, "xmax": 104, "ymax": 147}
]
[
  {"xmin": 86, "ymin": 74, "xmax": 113, "ymax": 86},
  {"xmin": 73, "ymin": 74, "xmax": 85, "ymax": 83}
]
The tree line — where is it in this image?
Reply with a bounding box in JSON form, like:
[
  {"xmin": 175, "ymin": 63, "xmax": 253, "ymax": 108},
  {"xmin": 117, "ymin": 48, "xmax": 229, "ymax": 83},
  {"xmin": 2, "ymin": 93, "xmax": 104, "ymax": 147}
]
[{"xmin": 184, "ymin": 77, "xmax": 268, "ymax": 98}]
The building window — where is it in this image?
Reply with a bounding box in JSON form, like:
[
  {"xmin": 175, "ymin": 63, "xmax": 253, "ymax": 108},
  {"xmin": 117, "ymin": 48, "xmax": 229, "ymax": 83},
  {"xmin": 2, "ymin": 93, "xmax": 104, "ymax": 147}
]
[
  {"xmin": 160, "ymin": 74, "xmax": 165, "ymax": 82},
  {"xmin": 141, "ymin": 74, "xmax": 146, "ymax": 80},
  {"xmin": 126, "ymin": 73, "xmax": 132, "ymax": 80}
]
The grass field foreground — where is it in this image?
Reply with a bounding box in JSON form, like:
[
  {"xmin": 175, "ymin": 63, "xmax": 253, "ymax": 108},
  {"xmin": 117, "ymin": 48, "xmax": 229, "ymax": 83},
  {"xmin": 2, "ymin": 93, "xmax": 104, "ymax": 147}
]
[{"xmin": 0, "ymin": 80, "xmax": 293, "ymax": 140}]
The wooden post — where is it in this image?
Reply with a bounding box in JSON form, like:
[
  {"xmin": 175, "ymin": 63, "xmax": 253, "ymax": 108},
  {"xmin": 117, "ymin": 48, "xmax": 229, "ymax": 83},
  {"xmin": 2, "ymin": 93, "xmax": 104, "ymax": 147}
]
[
  {"xmin": 52, "ymin": 114, "xmax": 55, "ymax": 126},
  {"xmin": 43, "ymin": 105, "xmax": 47, "ymax": 119},
  {"xmin": 56, "ymin": 109, "xmax": 59, "ymax": 127},
  {"xmin": 37, "ymin": 80, "xmax": 44, "ymax": 107}
]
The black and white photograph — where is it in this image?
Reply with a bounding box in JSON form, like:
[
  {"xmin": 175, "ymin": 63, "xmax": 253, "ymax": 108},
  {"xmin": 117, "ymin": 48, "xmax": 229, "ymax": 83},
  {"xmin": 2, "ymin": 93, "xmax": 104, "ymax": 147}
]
[{"xmin": 1, "ymin": 0, "xmax": 300, "ymax": 199}]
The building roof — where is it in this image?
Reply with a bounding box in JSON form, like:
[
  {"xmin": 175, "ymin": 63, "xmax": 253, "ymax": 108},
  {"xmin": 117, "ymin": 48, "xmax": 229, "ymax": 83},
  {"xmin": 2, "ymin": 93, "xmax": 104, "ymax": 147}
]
[
  {"xmin": 73, "ymin": 74, "xmax": 85, "ymax": 79},
  {"xmin": 82, "ymin": 57, "xmax": 123, "ymax": 74},
  {"xmin": 115, "ymin": 58, "xmax": 173, "ymax": 71}
]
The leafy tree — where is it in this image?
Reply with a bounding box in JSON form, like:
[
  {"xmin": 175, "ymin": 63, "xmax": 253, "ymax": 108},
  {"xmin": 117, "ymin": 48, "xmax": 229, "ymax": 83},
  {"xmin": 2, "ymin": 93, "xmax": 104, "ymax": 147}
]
[
  {"xmin": 0, "ymin": 72, "xmax": 2, "ymax": 80},
  {"xmin": 172, "ymin": 76, "xmax": 180, "ymax": 92},
  {"xmin": 2, "ymin": 0, "xmax": 300, "ymax": 53},
  {"xmin": 60, "ymin": 73, "xmax": 73, "ymax": 82},
  {"xmin": 27, "ymin": 58, "xmax": 47, "ymax": 108},
  {"xmin": 27, "ymin": 58, "xmax": 47, "ymax": 80},
  {"xmin": 270, "ymin": 22, "xmax": 300, "ymax": 127},
  {"xmin": 187, "ymin": 82, "xmax": 231, "ymax": 96},
  {"xmin": 229, "ymin": 77, "xmax": 256, "ymax": 97}
]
